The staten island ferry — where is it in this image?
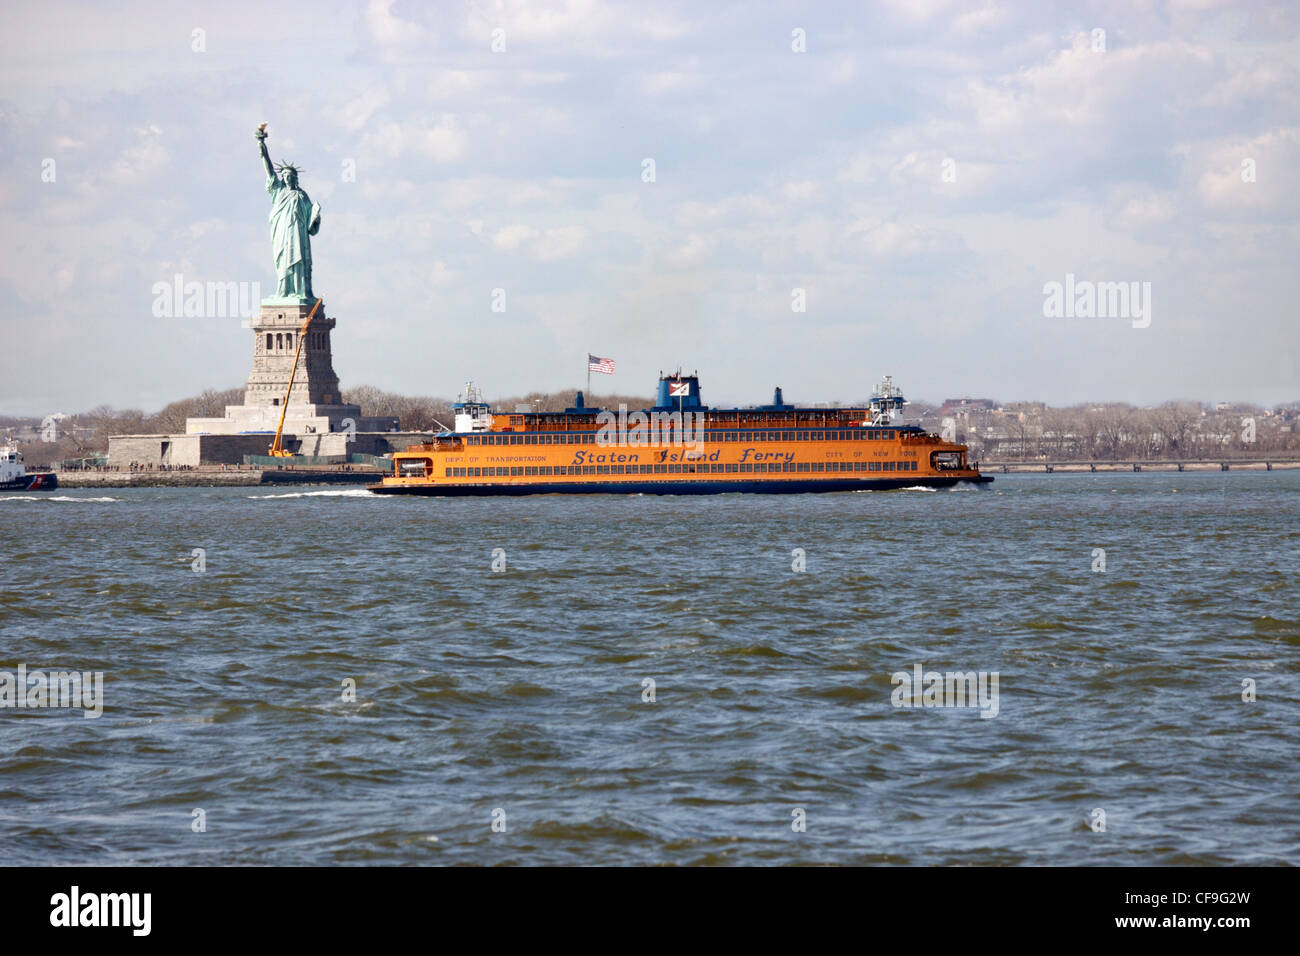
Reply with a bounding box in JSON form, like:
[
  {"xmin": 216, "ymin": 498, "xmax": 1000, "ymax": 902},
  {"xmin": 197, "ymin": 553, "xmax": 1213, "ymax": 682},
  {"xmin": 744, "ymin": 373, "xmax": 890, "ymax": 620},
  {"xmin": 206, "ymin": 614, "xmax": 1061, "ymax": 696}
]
[{"xmin": 369, "ymin": 372, "xmax": 990, "ymax": 496}]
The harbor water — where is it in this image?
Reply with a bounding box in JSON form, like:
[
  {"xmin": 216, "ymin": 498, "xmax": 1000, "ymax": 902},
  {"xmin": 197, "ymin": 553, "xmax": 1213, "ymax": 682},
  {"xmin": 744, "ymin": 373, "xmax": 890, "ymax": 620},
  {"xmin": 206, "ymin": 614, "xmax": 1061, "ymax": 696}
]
[{"xmin": 0, "ymin": 472, "xmax": 1296, "ymax": 864}]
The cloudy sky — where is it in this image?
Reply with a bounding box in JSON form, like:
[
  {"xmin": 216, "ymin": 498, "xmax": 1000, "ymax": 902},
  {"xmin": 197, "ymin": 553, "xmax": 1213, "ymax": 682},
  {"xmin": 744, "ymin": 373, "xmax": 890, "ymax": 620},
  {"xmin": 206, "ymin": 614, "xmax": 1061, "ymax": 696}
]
[{"xmin": 1, "ymin": 0, "xmax": 1297, "ymax": 416}]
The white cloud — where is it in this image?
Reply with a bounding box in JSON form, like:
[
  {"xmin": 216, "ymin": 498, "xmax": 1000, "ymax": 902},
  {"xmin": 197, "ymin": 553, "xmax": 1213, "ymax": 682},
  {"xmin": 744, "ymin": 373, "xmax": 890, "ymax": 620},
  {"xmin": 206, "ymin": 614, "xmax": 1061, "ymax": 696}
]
[
  {"xmin": 536, "ymin": 226, "xmax": 586, "ymax": 261},
  {"xmin": 492, "ymin": 225, "xmax": 540, "ymax": 250}
]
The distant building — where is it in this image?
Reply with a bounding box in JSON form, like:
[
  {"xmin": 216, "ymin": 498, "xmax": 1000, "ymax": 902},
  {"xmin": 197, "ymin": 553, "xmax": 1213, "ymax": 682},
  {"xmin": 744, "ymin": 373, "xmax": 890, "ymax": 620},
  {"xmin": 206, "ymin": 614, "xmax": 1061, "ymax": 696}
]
[{"xmin": 938, "ymin": 397, "xmax": 997, "ymax": 415}]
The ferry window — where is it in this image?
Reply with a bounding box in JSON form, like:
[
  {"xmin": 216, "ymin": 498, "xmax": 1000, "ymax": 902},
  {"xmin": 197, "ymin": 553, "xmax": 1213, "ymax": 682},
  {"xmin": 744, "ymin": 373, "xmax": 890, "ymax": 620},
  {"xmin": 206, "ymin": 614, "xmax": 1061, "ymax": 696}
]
[
  {"xmin": 583, "ymin": 434, "xmax": 594, "ymax": 444},
  {"xmin": 655, "ymin": 464, "xmax": 668, "ymax": 474},
  {"xmin": 739, "ymin": 464, "xmax": 753, "ymax": 473},
  {"xmin": 725, "ymin": 431, "xmax": 736, "ymax": 442}
]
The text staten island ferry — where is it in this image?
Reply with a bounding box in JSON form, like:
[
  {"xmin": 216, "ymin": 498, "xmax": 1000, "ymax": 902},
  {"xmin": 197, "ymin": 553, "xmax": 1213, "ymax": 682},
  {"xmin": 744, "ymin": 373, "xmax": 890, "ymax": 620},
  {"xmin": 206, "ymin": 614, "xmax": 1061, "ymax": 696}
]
[{"xmin": 368, "ymin": 372, "xmax": 992, "ymax": 496}]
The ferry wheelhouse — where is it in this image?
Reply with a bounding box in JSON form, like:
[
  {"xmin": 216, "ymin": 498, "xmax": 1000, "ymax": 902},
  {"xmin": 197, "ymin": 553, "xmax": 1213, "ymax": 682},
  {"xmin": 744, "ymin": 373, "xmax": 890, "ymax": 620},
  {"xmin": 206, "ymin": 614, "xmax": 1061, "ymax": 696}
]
[{"xmin": 369, "ymin": 373, "xmax": 991, "ymax": 496}]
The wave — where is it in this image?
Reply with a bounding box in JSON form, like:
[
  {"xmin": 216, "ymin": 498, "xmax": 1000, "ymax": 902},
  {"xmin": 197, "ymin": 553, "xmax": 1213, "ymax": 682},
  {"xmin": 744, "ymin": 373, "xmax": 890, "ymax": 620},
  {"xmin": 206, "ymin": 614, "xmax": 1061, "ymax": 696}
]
[
  {"xmin": 0, "ymin": 495, "xmax": 119, "ymax": 503},
  {"xmin": 246, "ymin": 488, "xmax": 378, "ymax": 499}
]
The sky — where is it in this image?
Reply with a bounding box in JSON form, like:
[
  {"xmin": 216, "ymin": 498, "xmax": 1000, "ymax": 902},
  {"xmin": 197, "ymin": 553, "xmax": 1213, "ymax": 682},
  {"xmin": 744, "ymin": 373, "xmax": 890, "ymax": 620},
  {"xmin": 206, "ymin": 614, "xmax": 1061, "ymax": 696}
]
[{"xmin": 1, "ymin": 0, "xmax": 1297, "ymax": 416}]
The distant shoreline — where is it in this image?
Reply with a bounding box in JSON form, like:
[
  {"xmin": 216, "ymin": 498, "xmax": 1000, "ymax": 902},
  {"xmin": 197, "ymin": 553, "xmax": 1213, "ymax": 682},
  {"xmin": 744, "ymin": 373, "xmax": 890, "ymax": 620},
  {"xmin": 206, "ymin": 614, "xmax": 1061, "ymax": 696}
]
[
  {"xmin": 54, "ymin": 468, "xmax": 380, "ymax": 488},
  {"xmin": 982, "ymin": 459, "xmax": 1300, "ymax": 473}
]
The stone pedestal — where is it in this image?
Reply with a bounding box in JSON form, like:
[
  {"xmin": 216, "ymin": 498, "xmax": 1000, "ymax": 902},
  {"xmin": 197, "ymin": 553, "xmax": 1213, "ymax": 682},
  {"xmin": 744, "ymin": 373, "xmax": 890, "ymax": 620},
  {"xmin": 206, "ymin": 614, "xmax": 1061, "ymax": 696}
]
[{"xmin": 185, "ymin": 300, "xmax": 397, "ymax": 437}]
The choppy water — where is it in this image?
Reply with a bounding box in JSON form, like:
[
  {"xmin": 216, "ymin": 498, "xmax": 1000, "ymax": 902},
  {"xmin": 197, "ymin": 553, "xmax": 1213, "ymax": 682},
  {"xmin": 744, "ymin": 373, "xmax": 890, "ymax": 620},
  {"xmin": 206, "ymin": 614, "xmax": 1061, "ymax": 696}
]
[{"xmin": 1, "ymin": 472, "xmax": 1296, "ymax": 865}]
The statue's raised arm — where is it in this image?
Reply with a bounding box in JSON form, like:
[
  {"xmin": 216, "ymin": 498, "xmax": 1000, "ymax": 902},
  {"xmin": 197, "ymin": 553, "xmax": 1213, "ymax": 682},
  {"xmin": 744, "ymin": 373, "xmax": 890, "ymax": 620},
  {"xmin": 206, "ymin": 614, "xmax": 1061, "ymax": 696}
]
[{"xmin": 254, "ymin": 122, "xmax": 275, "ymax": 183}]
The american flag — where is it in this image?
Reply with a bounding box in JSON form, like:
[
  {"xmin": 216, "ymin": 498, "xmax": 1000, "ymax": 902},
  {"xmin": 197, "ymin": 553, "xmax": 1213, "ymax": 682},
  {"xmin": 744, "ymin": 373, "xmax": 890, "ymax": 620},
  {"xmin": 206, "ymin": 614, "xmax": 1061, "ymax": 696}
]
[{"xmin": 588, "ymin": 354, "xmax": 615, "ymax": 375}]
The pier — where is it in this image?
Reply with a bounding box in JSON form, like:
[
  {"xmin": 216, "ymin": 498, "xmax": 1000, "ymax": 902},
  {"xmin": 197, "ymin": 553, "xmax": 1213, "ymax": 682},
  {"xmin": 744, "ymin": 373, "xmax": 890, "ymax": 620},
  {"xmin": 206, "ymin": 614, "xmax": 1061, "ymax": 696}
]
[{"xmin": 54, "ymin": 464, "xmax": 383, "ymax": 488}]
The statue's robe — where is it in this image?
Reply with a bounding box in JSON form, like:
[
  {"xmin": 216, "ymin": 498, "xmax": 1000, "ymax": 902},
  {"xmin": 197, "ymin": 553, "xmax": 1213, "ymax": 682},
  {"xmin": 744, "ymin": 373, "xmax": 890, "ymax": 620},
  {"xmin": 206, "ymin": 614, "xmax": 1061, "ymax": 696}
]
[{"xmin": 266, "ymin": 176, "xmax": 321, "ymax": 299}]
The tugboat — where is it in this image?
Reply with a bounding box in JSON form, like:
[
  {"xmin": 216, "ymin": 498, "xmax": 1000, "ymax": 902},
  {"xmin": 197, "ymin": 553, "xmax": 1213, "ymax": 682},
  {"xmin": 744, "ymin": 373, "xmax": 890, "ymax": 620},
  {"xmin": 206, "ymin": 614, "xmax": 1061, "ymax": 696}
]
[
  {"xmin": 369, "ymin": 372, "xmax": 991, "ymax": 496},
  {"xmin": 1, "ymin": 443, "xmax": 58, "ymax": 491}
]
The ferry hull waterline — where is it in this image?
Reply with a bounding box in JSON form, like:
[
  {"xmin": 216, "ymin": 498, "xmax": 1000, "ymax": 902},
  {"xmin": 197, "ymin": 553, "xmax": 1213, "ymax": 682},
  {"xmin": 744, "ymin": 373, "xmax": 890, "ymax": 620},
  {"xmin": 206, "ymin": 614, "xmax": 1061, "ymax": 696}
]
[{"xmin": 370, "ymin": 373, "xmax": 991, "ymax": 497}]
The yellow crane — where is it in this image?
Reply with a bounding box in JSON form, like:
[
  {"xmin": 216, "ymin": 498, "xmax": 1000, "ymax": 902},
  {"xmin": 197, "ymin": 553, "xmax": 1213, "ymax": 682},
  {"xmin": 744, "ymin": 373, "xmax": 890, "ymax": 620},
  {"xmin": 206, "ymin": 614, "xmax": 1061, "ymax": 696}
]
[{"xmin": 268, "ymin": 296, "xmax": 324, "ymax": 457}]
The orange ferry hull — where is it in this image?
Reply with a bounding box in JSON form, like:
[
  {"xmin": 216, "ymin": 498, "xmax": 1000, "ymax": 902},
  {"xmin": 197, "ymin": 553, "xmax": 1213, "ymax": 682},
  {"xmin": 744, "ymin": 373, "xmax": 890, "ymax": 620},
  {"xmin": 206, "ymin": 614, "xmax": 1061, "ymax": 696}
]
[{"xmin": 370, "ymin": 475, "xmax": 990, "ymax": 496}]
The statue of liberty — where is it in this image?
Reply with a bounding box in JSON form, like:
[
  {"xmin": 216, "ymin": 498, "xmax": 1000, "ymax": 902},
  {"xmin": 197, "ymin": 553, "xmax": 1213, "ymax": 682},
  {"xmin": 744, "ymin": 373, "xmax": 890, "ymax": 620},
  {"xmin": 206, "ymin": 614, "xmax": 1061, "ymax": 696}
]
[{"xmin": 255, "ymin": 123, "xmax": 320, "ymax": 300}]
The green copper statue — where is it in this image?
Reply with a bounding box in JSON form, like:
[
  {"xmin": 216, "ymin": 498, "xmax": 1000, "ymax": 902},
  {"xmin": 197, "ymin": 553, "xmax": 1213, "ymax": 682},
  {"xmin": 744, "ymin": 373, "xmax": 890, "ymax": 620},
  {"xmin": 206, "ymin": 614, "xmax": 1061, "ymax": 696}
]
[{"xmin": 255, "ymin": 123, "xmax": 320, "ymax": 301}]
